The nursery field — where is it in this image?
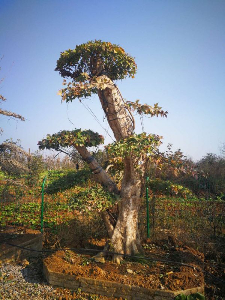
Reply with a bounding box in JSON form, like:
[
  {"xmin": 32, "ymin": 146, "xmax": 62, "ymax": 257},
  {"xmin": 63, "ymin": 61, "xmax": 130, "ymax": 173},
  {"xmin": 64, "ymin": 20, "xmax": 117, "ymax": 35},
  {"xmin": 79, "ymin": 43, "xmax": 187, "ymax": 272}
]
[
  {"xmin": 1, "ymin": 169, "xmax": 225, "ymax": 299},
  {"xmin": 1, "ymin": 192, "xmax": 225, "ymax": 245},
  {"xmin": 1, "ymin": 169, "xmax": 225, "ymax": 244}
]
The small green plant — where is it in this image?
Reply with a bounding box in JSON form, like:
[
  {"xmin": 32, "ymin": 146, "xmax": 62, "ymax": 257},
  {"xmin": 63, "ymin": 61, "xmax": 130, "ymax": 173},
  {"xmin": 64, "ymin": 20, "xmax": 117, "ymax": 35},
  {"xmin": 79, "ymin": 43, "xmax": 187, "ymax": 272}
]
[
  {"xmin": 81, "ymin": 256, "xmax": 93, "ymax": 266},
  {"xmin": 64, "ymin": 250, "xmax": 74, "ymax": 263},
  {"xmin": 174, "ymin": 292, "xmax": 205, "ymax": 300}
]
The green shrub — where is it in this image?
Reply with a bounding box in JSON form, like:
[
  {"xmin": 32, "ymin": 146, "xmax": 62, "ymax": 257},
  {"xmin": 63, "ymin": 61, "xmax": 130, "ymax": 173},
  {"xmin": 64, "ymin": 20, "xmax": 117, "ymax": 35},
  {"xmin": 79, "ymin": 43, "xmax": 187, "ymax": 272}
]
[
  {"xmin": 46, "ymin": 169, "xmax": 91, "ymax": 194},
  {"xmin": 148, "ymin": 179, "xmax": 193, "ymax": 198},
  {"xmin": 69, "ymin": 183, "xmax": 117, "ymax": 213},
  {"xmin": 26, "ymin": 153, "xmax": 45, "ymax": 186}
]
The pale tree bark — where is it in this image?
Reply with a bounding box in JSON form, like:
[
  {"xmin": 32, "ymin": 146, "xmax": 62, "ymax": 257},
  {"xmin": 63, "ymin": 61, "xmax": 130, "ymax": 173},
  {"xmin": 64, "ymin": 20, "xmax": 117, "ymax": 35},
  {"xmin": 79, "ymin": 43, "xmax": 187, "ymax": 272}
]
[
  {"xmin": 97, "ymin": 76, "xmax": 134, "ymax": 140},
  {"xmin": 74, "ymin": 144, "xmax": 120, "ymax": 240},
  {"xmin": 110, "ymin": 157, "xmax": 142, "ymax": 262},
  {"xmin": 101, "ymin": 210, "xmax": 114, "ymax": 238},
  {"xmin": 96, "ymin": 75, "xmax": 143, "ymax": 262}
]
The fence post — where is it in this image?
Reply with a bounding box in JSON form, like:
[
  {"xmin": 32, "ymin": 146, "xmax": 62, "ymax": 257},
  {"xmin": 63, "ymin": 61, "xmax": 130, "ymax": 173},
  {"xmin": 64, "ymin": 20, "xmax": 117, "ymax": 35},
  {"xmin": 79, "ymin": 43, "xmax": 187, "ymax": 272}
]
[
  {"xmin": 146, "ymin": 176, "xmax": 150, "ymax": 238},
  {"xmin": 41, "ymin": 176, "xmax": 47, "ymax": 233}
]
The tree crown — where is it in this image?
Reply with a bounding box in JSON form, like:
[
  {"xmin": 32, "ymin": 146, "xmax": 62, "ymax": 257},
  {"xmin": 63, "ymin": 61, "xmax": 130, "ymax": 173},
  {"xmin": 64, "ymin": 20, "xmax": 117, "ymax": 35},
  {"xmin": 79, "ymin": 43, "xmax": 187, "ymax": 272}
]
[{"xmin": 55, "ymin": 40, "xmax": 137, "ymax": 82}]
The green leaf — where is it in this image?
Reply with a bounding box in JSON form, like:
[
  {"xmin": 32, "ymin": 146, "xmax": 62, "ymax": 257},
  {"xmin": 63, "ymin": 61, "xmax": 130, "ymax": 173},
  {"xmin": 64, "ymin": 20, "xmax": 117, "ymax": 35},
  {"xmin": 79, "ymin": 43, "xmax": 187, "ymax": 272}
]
[
  {"xmin": 187, "ymin": 295, "xmax": 195, "ymax": 300},
  {"xmin": 174, "ymin": 295, "xmax": 186, "ymax": 300},
  {"xmin": 192, "ymin": 293, "xmax": 205, "ymax": 300}
]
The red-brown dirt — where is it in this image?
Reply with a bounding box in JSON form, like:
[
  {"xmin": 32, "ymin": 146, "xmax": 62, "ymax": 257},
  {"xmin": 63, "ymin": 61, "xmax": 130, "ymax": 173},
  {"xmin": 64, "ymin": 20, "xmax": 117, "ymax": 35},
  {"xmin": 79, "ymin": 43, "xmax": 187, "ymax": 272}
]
[{"xmin": 44, "ymin": 236, "xmax": 204, "ymax": 292}]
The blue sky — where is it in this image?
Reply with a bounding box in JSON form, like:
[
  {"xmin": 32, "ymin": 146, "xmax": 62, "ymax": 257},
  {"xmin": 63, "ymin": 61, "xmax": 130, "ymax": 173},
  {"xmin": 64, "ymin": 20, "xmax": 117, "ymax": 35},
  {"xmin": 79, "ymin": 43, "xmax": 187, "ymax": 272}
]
[{"xmin": 0, "ymin": 0, "xmax": 225, "ymax": 161}]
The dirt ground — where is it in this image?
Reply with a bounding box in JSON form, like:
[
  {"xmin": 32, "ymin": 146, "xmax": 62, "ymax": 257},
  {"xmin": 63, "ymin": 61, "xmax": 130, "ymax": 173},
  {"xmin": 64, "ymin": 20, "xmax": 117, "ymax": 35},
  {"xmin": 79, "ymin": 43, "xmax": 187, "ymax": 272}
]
[
  {"xmin": 2, "ymin": 227, "xmax": 225, "ymax": 299},
  {"xmin": 0, "ymin": 227, "xmax": 39, "ymax": 243},
  {"xmin": 44, "ymin": 236, "xmax": 204, "ymax": 292}
]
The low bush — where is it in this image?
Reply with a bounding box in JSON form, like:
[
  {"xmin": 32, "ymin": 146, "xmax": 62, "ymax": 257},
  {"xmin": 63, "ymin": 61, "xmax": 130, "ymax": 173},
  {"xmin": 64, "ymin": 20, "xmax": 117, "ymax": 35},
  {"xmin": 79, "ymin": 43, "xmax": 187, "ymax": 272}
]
[
  {"xmin": 46, "ymin": 169, "xmax": 91, "ymax": 194},
  {"xmin": 147, "ymin": 179, "xmax": 193, "ymax": 198},
  {"xmin": 69, "ymin": 183, "xmax": 117, "ymax": 213}
]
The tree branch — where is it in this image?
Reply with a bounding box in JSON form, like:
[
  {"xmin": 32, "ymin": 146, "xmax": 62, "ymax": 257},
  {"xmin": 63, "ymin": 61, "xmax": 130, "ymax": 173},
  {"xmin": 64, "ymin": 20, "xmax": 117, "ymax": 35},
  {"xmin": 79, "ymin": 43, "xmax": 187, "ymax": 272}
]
[
  {"xmin": 75, "ymin": 145, "xmax": 119, "ymax": 194},
  {"xmin": 0, "ymin": 109, "xmax": 25, "ymax": 121}
]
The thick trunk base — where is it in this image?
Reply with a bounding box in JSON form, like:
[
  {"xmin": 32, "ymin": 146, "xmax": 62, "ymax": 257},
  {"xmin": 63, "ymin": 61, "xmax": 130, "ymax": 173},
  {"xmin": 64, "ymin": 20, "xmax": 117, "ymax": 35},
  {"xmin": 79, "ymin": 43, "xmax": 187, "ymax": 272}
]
[
  {"xmin": 107, "ymin": 179, "xmax": 142, "ymax": 263},
  {"xmin": 110, "ymin": 200, "xmax": 142, "ymax": 263}
]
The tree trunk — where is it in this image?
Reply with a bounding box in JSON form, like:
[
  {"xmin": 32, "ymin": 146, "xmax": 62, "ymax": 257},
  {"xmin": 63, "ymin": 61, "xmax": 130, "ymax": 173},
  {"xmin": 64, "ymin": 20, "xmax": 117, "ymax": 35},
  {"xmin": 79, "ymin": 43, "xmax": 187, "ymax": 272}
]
[
  {"xmin": 97, "ymin": 75, "xmax": 135, "ymax": 140},
  {"xmin": 95, "ymin": 75, "xmax": 143, "ymax": 261},
  {"xmin": 110, "ymin": 184, "xmax": 142, "ymax": 262},
  {"xmin": 109, "ymin": 157, "xmax": 142, "ymax": 261},
  {"xmin": 94, "ymin": 157, "xmax": 142, "ymax": 263}
]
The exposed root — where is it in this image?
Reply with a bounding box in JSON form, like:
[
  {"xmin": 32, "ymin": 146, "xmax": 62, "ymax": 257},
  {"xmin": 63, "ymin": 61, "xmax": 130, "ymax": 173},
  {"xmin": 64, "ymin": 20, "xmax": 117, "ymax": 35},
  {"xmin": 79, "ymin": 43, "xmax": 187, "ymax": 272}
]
[
  {"xmin": 94, "ymin": 252, "xmax": 106, "ymax": 263},
  {"xmin": 93, "ymin": 241, "xmax": 110, "ymax": 263},
  {"xmin": 112, "ymin": 254, "xmax": 123, "ymax": 264}
]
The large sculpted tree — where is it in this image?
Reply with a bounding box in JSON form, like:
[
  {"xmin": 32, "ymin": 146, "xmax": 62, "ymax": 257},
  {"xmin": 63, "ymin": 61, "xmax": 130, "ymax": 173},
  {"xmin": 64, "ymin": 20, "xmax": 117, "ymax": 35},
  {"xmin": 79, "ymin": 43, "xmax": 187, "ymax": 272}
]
[{"xmin": 39, "ymin": 41, "xmax": 167, "ymax": 262}]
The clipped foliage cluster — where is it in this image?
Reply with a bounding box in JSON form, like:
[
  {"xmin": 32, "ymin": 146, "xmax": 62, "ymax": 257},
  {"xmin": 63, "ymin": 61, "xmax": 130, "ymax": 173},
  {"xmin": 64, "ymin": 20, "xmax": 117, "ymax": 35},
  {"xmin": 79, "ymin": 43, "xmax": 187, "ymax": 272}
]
[
  {"xmin": 148, "ymin": 179, "xmax": 193, "ymax": 198},
  {"xmin": 55, "ymin": 40, "xmax": 137, "ymax": 81},
  {"xmin": 55, "ymin": 40, "xmax": 137, "ymax": 101},
  {"xmin": 38, "ymin": 129, "xmax": 104, "ymax": 150},
  {"xmin": 59, "ymin": 74, "xmax": 122, "ymax": 102},
  {"xmin": 126, "ymin": 100, "xmax": 168, "ymax": 118},
  {"xmin": 106, "ymin": 133, "xmax": 162, "ymax": 167},
  {"xmin": 58, "ymin": 77, "xmax": 97, "ymax": 100},
  {"xmin": 58, "ymin": 75, "xmax": 112, "ymax": 102}
]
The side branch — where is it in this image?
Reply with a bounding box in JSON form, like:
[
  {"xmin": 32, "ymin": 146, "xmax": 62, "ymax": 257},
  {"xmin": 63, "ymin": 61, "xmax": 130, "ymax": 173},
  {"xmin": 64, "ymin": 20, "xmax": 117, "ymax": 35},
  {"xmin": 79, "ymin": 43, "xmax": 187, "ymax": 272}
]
[
  {"xmin": 126, "ymin": 100, "xmax": 168, "ymax": 118},
  {"xmin": 75, "ymin": 145, "xmax": 119, "ymax": 195}
]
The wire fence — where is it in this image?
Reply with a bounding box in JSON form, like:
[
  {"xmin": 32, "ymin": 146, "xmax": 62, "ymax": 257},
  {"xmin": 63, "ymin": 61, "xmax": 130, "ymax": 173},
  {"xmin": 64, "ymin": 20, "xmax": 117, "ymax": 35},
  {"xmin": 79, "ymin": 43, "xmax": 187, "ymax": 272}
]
[
  {"xmin": 0, "ymin": 176, "xmax": 107, "ymax": 249},
  {"xmin": 1, "ymin": 187, "xmax": 225, "ymax": 252},
  {"xmin": 140, "ymin": 197, "xmax": 225, "ymax": 250}
]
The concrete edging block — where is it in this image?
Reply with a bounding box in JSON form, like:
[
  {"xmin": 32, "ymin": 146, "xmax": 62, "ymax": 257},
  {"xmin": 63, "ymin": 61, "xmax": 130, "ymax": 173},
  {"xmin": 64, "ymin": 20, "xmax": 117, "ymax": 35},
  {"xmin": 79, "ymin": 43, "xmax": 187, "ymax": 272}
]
[
  {"xmin": 43, "ymin": 261, "xmax": 204, "ymax": 300},
  {"xmin": 0, "ymin": 232, "xmax": 43, "ymax": 262}
]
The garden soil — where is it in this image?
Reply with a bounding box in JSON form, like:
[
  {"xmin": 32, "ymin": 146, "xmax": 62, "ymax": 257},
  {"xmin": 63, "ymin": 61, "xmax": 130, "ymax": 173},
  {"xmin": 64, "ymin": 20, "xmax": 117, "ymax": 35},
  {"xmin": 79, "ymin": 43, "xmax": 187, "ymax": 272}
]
[
  {"xmin": 3, "ymin": 227, "xmax": 225, "ymax": 299},
  {"xmin": 44, "ymin": 236, "xmax": 204, "ymax": 292}
]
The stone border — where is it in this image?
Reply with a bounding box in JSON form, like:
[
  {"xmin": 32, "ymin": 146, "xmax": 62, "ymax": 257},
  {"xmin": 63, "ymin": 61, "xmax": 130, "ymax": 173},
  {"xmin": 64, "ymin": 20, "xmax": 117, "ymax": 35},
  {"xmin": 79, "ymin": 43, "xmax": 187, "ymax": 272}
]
[
  {"xmin": 0, "ymin": 232, "xmax": 43, "ymax": 262},
  {"xmin": 43, "ymin": 262, "xmax": 204, "ymax": 300}
]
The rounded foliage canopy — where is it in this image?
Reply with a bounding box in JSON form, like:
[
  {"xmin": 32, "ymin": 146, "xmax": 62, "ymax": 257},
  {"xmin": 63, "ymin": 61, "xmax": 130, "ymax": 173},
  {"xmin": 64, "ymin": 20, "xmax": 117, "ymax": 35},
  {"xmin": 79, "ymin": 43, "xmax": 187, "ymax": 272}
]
[
  {"xmin": 38, "ymin": 129, "xmax": 104, "ymax": 150},
  {"xmin": 55, "ymin": 40, "xmax": 137, "ymax": 81}
]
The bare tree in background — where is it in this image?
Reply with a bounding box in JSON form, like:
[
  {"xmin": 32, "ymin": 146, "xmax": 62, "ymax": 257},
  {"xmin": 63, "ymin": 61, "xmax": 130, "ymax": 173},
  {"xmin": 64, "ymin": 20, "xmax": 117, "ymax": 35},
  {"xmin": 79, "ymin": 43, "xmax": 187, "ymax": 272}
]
[{"xmin": 0, "ymin": 57, "xmax": 25, "ymax": 133}]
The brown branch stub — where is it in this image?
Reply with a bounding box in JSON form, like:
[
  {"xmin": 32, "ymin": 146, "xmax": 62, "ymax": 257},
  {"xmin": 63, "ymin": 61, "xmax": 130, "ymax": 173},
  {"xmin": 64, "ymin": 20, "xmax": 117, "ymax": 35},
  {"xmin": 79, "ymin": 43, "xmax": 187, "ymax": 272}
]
[
  {"xmin": 0, "ymin": 94, "xmax": 6, "ymax": 101},
  {"xmin": 0, "ymin": 108, "xmax": 25, "ymax": 121}
]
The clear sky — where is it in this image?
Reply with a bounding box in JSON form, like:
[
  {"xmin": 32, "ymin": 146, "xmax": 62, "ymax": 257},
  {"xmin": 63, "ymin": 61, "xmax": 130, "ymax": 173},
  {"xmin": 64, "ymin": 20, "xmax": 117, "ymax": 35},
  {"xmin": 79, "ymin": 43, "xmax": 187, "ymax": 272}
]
[{"xmin": 0, "ymin": 0, "xmax": 225, "ymax": 161}]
